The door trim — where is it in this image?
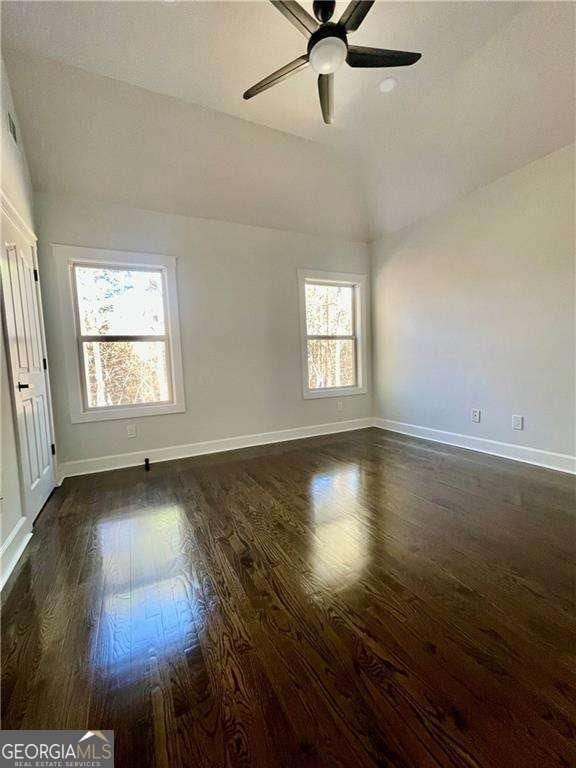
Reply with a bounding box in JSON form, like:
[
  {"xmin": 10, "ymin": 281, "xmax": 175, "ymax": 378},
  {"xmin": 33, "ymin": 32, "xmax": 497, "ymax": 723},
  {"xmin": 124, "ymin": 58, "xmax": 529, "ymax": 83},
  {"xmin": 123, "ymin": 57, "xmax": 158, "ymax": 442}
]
[
  {"xmin": 1, "ymin": 190, "xmax": 37, "ymax": 244},
  {"xmin": 1, "ymin": 189, "xmax": 56, "ymax": 590}
]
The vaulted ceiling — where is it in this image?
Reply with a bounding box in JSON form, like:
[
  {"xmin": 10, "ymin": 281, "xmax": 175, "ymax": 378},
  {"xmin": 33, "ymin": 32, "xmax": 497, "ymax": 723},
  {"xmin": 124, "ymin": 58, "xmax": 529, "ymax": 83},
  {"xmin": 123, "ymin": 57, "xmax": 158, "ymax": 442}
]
[{"xmin": 2, "ymin": 1, "xmax": 574, "ymax": 239}]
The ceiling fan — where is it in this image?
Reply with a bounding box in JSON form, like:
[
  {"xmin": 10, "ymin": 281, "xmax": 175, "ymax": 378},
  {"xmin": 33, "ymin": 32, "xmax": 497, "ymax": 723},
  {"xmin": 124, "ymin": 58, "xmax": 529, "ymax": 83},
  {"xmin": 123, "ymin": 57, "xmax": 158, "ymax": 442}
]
[{"xmin": 243, "ymin": 0, "xmax": 421, "ymax": 124}]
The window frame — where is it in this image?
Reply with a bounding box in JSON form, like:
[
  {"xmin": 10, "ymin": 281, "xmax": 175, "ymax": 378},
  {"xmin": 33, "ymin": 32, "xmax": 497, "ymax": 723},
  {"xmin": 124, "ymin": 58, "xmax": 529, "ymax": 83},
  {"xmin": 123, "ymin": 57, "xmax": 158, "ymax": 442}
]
[
  {"xmin": 54, "ymin": 245, "xmax": 185, "ymax": 423},
  {"xmin": 298, "ymin": 268, "xmax": 368, "ymax": 400}
]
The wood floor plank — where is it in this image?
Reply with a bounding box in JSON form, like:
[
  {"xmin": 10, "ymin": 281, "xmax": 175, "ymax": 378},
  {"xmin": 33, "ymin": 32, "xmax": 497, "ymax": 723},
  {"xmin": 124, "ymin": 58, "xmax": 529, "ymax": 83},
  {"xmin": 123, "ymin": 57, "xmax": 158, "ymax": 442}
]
[
  {"xmin": 223, "ymin": 459, "xmax": 574, "ymax": 767},
  {"xmin": 1, "ymin": 429, "xmax": 574, "ymax": 767}
]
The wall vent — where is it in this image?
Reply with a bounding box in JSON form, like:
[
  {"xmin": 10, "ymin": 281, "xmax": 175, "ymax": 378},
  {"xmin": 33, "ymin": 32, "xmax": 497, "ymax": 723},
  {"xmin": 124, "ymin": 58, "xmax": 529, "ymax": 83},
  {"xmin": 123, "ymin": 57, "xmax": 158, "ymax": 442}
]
[{"xmin": 8, "ymin": 112, "xmax": 18, "ymax": 144}]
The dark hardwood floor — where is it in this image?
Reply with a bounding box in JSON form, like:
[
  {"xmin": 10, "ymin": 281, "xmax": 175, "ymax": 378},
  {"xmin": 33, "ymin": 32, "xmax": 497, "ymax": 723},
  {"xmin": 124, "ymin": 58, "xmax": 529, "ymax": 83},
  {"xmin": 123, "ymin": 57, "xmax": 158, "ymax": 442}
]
[{"xmin": 2, "ymin": 428, "xmax": 575, "ymax": 768}]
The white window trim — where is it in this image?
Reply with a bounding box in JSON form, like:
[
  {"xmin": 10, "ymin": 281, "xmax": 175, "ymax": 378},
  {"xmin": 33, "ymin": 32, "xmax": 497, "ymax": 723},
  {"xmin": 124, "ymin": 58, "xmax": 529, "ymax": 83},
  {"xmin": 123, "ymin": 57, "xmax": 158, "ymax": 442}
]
[
  {"xmin": 298, "ymin": 268, "xmax": 368, "ymax": 400},
  {"xmin": 53, "ymin": 244, "xmax": 186, "ymax": 423}
]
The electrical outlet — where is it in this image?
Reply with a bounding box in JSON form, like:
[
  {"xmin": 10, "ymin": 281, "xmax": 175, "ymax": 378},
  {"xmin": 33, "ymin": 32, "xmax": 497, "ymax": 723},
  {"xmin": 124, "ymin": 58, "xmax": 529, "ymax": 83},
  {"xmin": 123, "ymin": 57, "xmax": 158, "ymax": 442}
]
[
  {"xmin": 512, "ymin": 414, "xmax": 524, "ymax": 431},
  {"xmin": 337, "ymin": 399, "xmax": 343, "ymax": 411},
  {"xmin": 126, "ymin": 424, "xmax": 137, "ymax": 439},
  {"xmin": 471, "ymin": 409, "xmax": 481, "ymax": 424}
]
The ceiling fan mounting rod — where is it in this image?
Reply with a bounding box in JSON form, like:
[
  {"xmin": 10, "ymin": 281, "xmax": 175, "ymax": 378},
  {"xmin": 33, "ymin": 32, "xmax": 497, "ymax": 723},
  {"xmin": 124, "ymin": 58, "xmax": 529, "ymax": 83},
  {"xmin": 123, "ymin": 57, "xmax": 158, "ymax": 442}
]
[
  {"xmin": 313, "ymin": 0, "xmax": 336, "ymax": 23},
  {"xmin": 307, "ymin": 22, "xmax": 347, "ymax": 55}
]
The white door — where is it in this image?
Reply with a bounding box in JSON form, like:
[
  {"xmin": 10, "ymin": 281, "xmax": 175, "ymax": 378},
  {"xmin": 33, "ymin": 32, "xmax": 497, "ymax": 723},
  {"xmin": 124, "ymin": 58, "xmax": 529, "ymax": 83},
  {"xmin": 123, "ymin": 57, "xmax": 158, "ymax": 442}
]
[{"xmin": 1, "ymin": 212, "xmax": 54, "ymax": 519}]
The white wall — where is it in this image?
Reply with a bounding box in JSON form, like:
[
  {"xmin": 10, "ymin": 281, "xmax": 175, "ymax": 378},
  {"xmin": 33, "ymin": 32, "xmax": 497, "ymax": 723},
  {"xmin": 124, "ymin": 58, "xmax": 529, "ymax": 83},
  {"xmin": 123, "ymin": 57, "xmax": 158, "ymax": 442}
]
[
  {"xmin": 35, "ymin": 193, "xmax": 371, "ymax": 469},
  {"xmin": 372, "ymin": 145, "xmax": 575, "ymax": 459},
  {"xmin": 0, "ymin": 58, "xmax": 34, "ymax": 579},
  {"xmin": 0, "ymin": 58, "xmax": 34, "ymax": 227}
]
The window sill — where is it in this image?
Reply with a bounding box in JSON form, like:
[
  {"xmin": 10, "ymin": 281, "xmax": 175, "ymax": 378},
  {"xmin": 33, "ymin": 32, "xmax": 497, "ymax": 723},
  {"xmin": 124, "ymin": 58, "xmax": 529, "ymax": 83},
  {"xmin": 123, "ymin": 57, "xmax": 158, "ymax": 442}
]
[
  {"xmin": 70, "ymin": 402, "xmax": 186, "ymax": 424},
  {"xmin": 303, "ymin": 386, "xmax": 367, "ymax": 400}
]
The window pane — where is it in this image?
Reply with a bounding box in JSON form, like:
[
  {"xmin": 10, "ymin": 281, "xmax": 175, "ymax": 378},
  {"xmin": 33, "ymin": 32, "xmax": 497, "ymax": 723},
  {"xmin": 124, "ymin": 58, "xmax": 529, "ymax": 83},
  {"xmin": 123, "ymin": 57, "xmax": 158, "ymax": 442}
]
[
  {"xmin": 307, "ymin": 339, "xmax": 356, "ymax": 389},
  {"xmin": 305, "ymin": 283, "xmax": 353, "ymax": 336},
  {"xmin": 75, "ymin": 266, "xmax": 165, "ymax": 336},
  {"xmin": 82, "ymin": 340, "xmax": 170, "ymax": 408}
]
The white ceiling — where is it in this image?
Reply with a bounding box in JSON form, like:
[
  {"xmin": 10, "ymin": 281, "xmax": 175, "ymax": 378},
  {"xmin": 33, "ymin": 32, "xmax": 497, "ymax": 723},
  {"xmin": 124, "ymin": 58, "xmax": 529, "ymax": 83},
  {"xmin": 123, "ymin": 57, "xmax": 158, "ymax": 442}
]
[
  {"xmin": 2, "ymin": 1, "xmax": 574, "ymax": 237},
  {"xmin": 1, "ymin": 1, "xmax": 523, "ymax": 144}
]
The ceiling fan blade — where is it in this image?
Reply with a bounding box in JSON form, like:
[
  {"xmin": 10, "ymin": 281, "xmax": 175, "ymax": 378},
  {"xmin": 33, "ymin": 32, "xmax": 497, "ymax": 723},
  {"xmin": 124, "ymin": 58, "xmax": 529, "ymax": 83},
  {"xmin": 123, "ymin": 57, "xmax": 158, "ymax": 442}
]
[
  {"xmin": 338, "ymin": 1, "xmax": 374, "ymax": 32},
  {"xmin": 243, "ymin": 55, "xmax": 309, "ymax": 100},
  {"xmin": 347, "ymin": 46, "xmax": 422, "ymax": 68},
  {"xmin": 270, "ymin": 1, "xmax": 319, "ymax": 37},
  {"xmin": 318, "ymin": 73, "xmax": 334, "ymax": 124}
]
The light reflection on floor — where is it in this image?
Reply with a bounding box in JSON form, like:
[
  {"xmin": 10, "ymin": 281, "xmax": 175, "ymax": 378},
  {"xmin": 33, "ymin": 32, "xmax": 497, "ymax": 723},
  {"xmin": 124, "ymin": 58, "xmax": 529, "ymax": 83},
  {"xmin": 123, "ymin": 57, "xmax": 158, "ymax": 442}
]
[
  {"xmin": 309, "ymin": 463, "xmax": 369, "ymax": 591},
  {"xmin": 92, "ymin": 504, "xmax": 199, "ymax": 679},
  {"xmin": 92, "ymin": 466, "xmax": 371, "ymax": 679}
]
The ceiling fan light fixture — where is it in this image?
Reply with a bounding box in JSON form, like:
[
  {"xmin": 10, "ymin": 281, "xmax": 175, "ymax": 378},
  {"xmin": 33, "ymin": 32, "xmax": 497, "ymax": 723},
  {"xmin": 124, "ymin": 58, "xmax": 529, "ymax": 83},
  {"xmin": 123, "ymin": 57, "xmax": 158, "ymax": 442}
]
[
  {"xmin": 243, "ymin": 1, "xmax": 421, "ymax": 125},
  {"xmin": 309, "ymin": 36, "xmax": 347, "ymax": 75}
]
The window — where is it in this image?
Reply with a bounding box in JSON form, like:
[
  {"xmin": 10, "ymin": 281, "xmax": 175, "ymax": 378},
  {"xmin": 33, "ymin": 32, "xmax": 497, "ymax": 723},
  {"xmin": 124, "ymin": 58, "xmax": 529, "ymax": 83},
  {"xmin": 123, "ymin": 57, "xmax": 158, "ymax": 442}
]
[
  {"xmin": 55, "ymin": 245, "xmax": 185, "ymax": 423},
  {"xmin": 73, "ymin": 264, "xmax": 171, "ymax": 409},
  {"xmin": 298, "ymin": 269, "xmax": 367, "ymax": 399}
]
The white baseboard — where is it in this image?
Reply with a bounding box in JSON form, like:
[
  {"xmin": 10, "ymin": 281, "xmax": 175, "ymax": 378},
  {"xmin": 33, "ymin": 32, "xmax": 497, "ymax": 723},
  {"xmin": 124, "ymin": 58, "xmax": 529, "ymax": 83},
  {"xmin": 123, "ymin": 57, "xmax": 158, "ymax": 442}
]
[
  {"xmin": 53, "ymin": 414, "xmax": 576, "ymax": 482},
  {"xmin": 2, "ymin": 416, "xmax": 568, "ymax": 593},
  {"xmin": 58, "ymin": 418, "xmax": 374, "ymax": 479},
  {"xmin": 373, "ymin": 418, "xmax": 576, "ymax": 474},
  {"xmin": 1, "ymin": 517, "xmax": 33, "ymax": 591}
]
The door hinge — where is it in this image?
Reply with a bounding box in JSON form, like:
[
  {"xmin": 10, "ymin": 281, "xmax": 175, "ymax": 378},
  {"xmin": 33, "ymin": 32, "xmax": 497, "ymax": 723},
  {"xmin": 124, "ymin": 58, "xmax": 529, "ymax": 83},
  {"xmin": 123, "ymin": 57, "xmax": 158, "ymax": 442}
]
[
  {"xmin": 43, "ymin": 357, "xmax": 47, "ymax": 370},
  {"xmin": 33, "ymin": 268, "xmax": 39, "ymax": 282},
  {"xmin": 51, "ymin": 443, "xmax": 56, "ymax": 456}
]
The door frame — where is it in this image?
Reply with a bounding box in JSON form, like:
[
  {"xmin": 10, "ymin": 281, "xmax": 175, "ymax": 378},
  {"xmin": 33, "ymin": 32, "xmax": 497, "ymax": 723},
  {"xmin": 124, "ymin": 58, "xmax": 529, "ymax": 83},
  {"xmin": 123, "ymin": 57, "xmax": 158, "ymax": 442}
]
[{"xmin": 1, "ymin": 189, "xmax": 57, "ymax": 521}]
